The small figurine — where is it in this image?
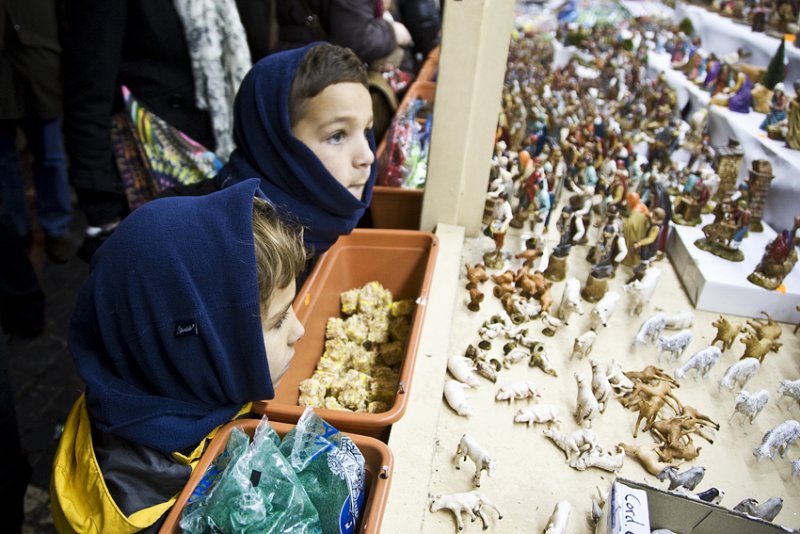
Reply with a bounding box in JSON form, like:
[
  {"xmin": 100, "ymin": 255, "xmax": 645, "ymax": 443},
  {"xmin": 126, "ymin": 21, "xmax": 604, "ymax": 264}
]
[
  {"xmin": 514, "ymin": 404, "xmax": 562, "ymax": 427},
  {"xmin": 453, "ymin": 434, "xmax": 497, "ymax": 487},
  {"xmin": 745, "ymin": 160, "xmax": 775, "ymax": 232},
  {"xmin": 583, "ymin": 224, "xmax": 628, "ymax": 302},
  {"xmin": 656, "ymin": 466, "xmax": 706, "ymax": 491},
  {"xmin": 747, "ymin": 226, "xmax": 798, "ymax": 290},
  {"xmin": 575, "ymin": 372, "xmax": 599, "ymax": 428},
  {"xmin": 465, "ymin": 262, "xmax": 489, "ymax": 289},
  {"xmin": 619, "ymin": 442, "xmax": 673, "ymax": 476},
  {"xmin": 444, "ymin": 379, "xmax": 473, "ymax": 417},
  {"xmin": 542, "ymin": 428, "xmax": 598, "ymax": 463},
  {"xmin": 671, "ymin": 179, "xmax": 709, "ymax": 226},
  {"xmin": 543, "ymin": 500, "xmax": 572, "ymax": 534},
  {"xmin": 483, "ymin": 191, "xmax": 513, "ymax": 268},
  {"xmin": 556, "ymin": 277, "xmax": 584, "ymax": 325},
  {"xmin": 730, "ymin": 389, "xmax": 770, "ymax": 424},
  {"xmin": 746, "ymin": 311, "xmax": 782, "ymax": 340},
  {"xmin": 633, "ymin": 312, "xmax": 667, "ymax": 348},
  {"xmin": 664, "ymin": 310, "xmax": 695, "ymax": 330},
  {"xmin": 788, "ymin": 81, "xmax": 800, "ymax": 149},
  {"xmin": 778, "ymin": 378, "xmax": 800, "ymax": 409},
  {"xmin": 623, "ymin": 267, "xmax": 662, "ymax": 316},
  {"xmin": 467, "ymin": 287, "xmax": 484, "ymax": 312},
  {"xmin": 674, "ymin": 346, "xmax": 722, "ymax": 381},
  {"xmin": 447, "ymin": 355, "xmax": 480, "ymax": 387},
  {"xmin": 571, "ymin": 446, "xmax": 625, "ymax": 472},
  {"xmin": 711, "ymin": 315, "xmax": 743, "ymax": 351},
  {"xmin": 656, "ymin": 330, "xmax": 693, "ymax": 362},
  {"xmin": 589, "ymin": 358, "xmax": 613, "ymax": 412},
  {"xmin": 624, "ymin": 207, "xmax": 666, "ymax": 275},
  {"xmin": 543, "ymin": 202, "xmax": 585, "ymax": 281},
  {"xmin": 760, "ymin": 83, "xmax": 788, "ymax": 130},
  {"xmin": 590, "ymin": 291, "xmax": 620, "ymax": 330},
  {"xmin": 733, "ymin": 496, "xmax": 784, "ymax": 522},
  {"xmin": 695, "ymin": 198, "xmax": 749, "ymax": 261},
  {"xmin": 495, "ymin": 380, "xmax": 541, "ymax": 404},
  {"xmin": 430, "ymin": 491, "xmax": 503, "ymax": 531},
  {"xmin": 739, "ymin": 331, "xmax": 781, "ymax": 362},
  {"xmin": 514, "ymin": 237, "xmax": 543, "ymax": 268},
  {"xmin": 571, "ymin": 330, "xmax": 597, "ymax": 360},
  {"xmin": 719, "ymin": 357, "xmax": 761, "ymax": 392},
  {"xmin": 753, "ymin": 419, "xmax": 800, "ymax": 461}
]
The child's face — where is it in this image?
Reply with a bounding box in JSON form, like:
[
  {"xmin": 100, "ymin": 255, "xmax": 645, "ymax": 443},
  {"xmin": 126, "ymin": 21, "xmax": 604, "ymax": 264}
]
[
  {"xmin": 292, "ymin": 82, "xmax": 374, "ymax": 200},
  {"xmin": 262, "ymin": 281, "xmax": 304, "ymax": 386}
]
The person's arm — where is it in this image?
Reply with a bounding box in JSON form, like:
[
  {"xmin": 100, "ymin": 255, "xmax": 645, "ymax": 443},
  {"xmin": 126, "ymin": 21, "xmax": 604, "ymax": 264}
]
[
  {"xmin": 614, "ymin": 235, "xmax": 628, "ymax": 264},
  {"xmin": 329, "ymin": 0, "xmax": 397, "ymax": 63},
  {"xmin": 63, "ymin": 0, "xmax": 127, "ymax": 226}
]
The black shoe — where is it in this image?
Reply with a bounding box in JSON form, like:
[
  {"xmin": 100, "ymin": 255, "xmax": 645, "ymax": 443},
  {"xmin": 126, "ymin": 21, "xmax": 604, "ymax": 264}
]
[{"xmin": 45, "ymin": 234, "xmax": 75, "ymax": 263}]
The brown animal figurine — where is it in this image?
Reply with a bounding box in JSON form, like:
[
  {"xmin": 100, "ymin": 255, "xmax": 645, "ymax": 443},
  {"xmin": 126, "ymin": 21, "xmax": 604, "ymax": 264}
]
[
  {"xmin": 467, "ymin": 287, "xmax": 485, "ymax": 312},
  {"xmin": 651, "ymin": 416, "xmax": 716, "ymax": 448},
  {"xmin": 711, "ymin": 315, "xmax": 743, "ymax": 351},
  {"xmin": 619, "ymin": 442, "xmax": 673, "ymax": 475},
  {"xmin": 465, "ymin": 263, "xmax": 489, "ymax": 289},
  {"xmin": 681, "ymin": 405, "xmax": 720, "ymax": 431},
  {"xmin": 655, "ymin": 436, "xmax": 702, "ymax": 462},
  {"xmin": 515, "ymin": 247, "xmax": 543, "ymax": 268},
  {"xmin": 539, "ymin": 287, "xmax": 554, "ymax": 315},
  {"xmin": 491, "ymin": 270, "xmax": 516, "ymax": 286},
  {"xmin": 739, "ymin": 332, "xmax": 782, "ymax": 363},
  {"xmin": 493, "ymin": 282, "xmax": 516, "ymax": 299},
  {"xmin": 630, "ymin": 395, "xmax": 669, "ymax": 438},
  {"xmin": 746, "ymin": 311, "xmax": 782, "ymax": 341},
  {"xmin": 624, "ymin": 365, "xmax": 679, "ymax": 387}
]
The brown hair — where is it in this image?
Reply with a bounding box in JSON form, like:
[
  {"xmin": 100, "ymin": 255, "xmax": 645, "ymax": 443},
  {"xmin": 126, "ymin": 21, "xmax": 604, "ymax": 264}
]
[
  {"xmin": 288, "ymin": 43, "xmax": 369, "ymax": 127},
  {"xmin": 252, "ymin": 198, "xmax": 307, "ymax": 314}
]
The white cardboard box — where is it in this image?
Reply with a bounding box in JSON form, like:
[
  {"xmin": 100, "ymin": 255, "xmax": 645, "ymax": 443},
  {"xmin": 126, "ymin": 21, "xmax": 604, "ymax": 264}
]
[
  {"xmin": 595, "ymin": 478, "xmax": 795, "ymax": 534},
  {"xmin": 667, "ymin": 217, "xmax": 800, "ymax": 322}
]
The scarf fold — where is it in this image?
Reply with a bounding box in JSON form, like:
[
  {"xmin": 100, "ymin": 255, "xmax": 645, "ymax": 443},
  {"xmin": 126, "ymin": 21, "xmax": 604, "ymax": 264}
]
[
  {"xmin": 216, "ymin": 43, "xmax": 376, "ymax": 255},
  {"xmin": 70, "ymin": 179, "xmax": 272, "ymax": 453},
  {"xmin": 173, "ymin": 0, "xmax": 252, "ymax": 159}
]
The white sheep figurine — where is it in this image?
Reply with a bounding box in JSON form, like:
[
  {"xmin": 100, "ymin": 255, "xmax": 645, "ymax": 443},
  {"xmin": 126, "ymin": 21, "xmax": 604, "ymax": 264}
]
[
  {"xmin": 719, "ymin": 357, "xmax": 760, "ymax": 392},
  {"xmin": 633, "ymin": 312, "xmax": 667, "ymax": 347},
  {"xmin": 453, "ymin": 434, "xmax": 496, "ymax": 487},
  {"xmin": 571, "ymin": 330, "xmax": 597, "ymax": 360},
  {"xmin": 444, "ymin": 380, "xmax": 473, "ymax": 417},
  {"xmin": 430, "ymin": 490, "xmax": 503, "ymax": 531},
  {"xmin": 571, "ymin": 446, "xmax": 625, "ymax": 472},
  {"xmin": 514, "ymin": 404, "xmax": 561, "ymax": 427},
  {"xmin": 656, "ymin": 466, "xmax": 706, "ymax": 491},
  {"xmin": 623, "ymin": 267, "xmax": 662, "ymax": 316},
  {"xmin": 733, "ymin": 496, "xmax": 784, "ymax": 522},
  {"xmin": 730, "ymin": 389, "xmax": 770, "ymax": 425},
  {"xmin": 543, "ymin": 500, "xmax": 572, "ymax": 534},
  {"xmin": 656, "ymin": 329, "xmax": 693, "ymax": 362},
  {"xmin": 674, "ymin": 346, "xmax": 721, "ymax": 381},
  {"xmin": 606, "ymin": 359, "xmax": 635, "ymax": 396},
  {"xmin": 557, "ymin": 277, "xmax": 584, "ymax": 325},
  {"xmin": 495, "ymin": 380, "xmax": 541, "ymax": 404},
  {"xmin": 589, "ymin": 358, "xmax": 613, "ymax": 412},
  {"xmin": 664, "ymin": 310, "xmax": 694, "ymax": 330},
  {"xmin": 778, "ymin": 378, "xmax": 800, "ymax": 410},
  {"xmin": 754, "ymin": 420, "xmax": 800, "ymax": 461},
  {"xmin": 447, "ymin": 354, "xmax": 480, "ymax": 387},
  {"xmin": 542, "ymin": 427, "xmax": 598, "ymax": 463},
  {"xmin": 590, "ymin": 291, "xmax": 620, "ymax": 330},
  {"xmin": 575, "ymin": 372, "xmax": 599, "ymax": 427}
]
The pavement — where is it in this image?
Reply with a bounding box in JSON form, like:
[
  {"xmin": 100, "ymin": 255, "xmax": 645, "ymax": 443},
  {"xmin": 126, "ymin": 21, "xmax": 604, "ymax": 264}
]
[{"xmin": 7, "ymin": 217, "xmax": 88, "ymax": 533}]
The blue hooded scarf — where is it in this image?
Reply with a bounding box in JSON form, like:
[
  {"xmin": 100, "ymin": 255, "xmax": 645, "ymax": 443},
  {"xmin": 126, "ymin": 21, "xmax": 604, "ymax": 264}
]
[
  {"xmin": 69, "ymin": 179, "xmax": 275, "ymax": 454},
  {"xmin": 216, "ymin": 43, "xmax": 377, "ymax": 255}
]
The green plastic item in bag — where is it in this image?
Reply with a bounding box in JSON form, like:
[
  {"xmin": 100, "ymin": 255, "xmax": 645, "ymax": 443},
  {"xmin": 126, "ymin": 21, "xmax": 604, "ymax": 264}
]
[
  {"xmin": 180, "ymin": 418, "xmax": 321, "ymax": 534},
  {"xmin": 279, "ymin": 408, "xmax": 366, "ymax": 534}
]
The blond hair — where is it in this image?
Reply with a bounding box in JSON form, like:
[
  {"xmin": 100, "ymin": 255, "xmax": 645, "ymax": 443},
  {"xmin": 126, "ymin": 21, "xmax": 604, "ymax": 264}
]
[{"xmin": 252, "ymin": 198, "xmax": 307, "ymax": 313}]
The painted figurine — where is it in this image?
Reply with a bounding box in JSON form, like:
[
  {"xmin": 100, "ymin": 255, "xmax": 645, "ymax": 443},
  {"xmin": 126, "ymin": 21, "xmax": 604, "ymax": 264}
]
[
  {"xmin": 747, "ymin": 225, "xmax": 799, "ymax": 290},
  {"xmin": 760, "ymin": 83, "xmax": 788, "ymax": 131}
]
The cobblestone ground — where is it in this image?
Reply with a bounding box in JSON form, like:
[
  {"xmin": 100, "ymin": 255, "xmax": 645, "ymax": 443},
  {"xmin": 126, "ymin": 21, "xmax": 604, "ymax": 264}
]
[{"xmin": 8, "ymin": 221, "xmax": 87, "ymax": 533}]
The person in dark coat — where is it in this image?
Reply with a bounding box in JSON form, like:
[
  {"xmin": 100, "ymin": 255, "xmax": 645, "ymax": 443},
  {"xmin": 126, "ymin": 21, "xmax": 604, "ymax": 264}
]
[{"xmin": 0, "ymin": 0, "xmax": 73, "ymax": 262}]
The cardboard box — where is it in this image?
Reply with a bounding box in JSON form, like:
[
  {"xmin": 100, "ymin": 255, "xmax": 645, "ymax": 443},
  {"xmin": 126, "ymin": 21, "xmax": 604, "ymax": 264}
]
[
  {"xmin": 159, "ymin": 419, "xmax": 393, "ymax": 533},
  {"xmin": 253, "ymin": 229, "xmax": 438, "ymax": 440},
  {"xmin": 595, "ymin": 478, "xmax": 794, "ymax": 534}
]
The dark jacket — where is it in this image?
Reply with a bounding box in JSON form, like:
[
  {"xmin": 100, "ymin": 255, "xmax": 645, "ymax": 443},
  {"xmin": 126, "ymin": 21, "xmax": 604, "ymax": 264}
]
[
  {"xmin": 62, "ymin": 0, "xmax": 214, "ymax": 224},
  {"xmin": 394, "ymin": 0, "xmax": 440, "ymax": 60},
  {"xmin": 0, "ymin": 0, "xmax": 63, "ymax": 119},
  {"xmin": 274, "ymin": 0, "xmax": 396, "ymax": 64}
]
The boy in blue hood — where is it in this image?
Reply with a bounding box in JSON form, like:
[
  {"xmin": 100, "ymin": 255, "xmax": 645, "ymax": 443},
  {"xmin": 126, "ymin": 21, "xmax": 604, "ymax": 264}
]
[{"xmin": 50, "ymin": 179, "xmax": 307, "ymax": 533}]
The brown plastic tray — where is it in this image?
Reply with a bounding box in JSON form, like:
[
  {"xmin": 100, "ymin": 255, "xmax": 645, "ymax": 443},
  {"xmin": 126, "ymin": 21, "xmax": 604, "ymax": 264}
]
[
  {"xmin": 159, "ymin": 419, "xmax": 393, "ymax": 533},
  {"xmin": 416, "ymin": 56, "xmax": 438, "ymax": 82},
  {"xmin": 253, "ymin": 229, "xmax": 438, "ymax": 440}
]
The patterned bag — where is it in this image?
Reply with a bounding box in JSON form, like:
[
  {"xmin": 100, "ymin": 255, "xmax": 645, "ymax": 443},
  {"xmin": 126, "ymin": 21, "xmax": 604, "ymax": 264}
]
[{"xmin": 110, "ymin": 86, "xmax": 223, "ymax": 210}]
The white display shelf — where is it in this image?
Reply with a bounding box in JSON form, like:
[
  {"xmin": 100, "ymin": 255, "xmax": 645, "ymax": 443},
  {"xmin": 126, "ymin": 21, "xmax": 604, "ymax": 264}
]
[{"xmin": 667, "ymin": 217, "xmax": 800, "ymax": 322}]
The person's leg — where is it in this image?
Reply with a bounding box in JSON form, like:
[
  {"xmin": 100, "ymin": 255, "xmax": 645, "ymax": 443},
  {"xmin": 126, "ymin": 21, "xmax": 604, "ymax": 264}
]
[
  {"xmin": 20, "ymin": 119, "xmax": 72, "ymax": 238},
  {"xmin": 0, "ymin": 213, "xmax": 45, "ymax": 338},
  {"xmin": 0, "ymin": 121, "xmax": 30, "ymax": 239}
]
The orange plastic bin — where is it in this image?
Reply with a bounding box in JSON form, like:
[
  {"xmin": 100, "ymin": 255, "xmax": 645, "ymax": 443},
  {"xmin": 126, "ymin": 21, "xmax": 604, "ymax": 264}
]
[
  {"xmin": 252, "ymin": 229, "xmax": 437, "ymax": 440},
  {"xmin": 159, "ymin": 419, "xmax": 393, "ymax": 533}
]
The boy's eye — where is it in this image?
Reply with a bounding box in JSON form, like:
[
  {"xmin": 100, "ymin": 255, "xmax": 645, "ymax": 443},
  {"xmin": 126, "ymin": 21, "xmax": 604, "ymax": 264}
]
[
  {"xmin": 327, "ymin": 131, "xmax": 346, "ymax": 144},
  {"xmin": 273, "ymin": 310, "xmax": 290, "ymax": 330}
]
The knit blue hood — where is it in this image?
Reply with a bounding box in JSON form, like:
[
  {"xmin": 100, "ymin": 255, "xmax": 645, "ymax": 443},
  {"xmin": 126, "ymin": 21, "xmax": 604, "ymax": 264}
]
[
  {"xmin": 216, "ymin": 43, "xmax": 376, "ymax": 255},
  {"xmin": 69, "ymin": 179, "xmax": 273, "ymax": 453}
]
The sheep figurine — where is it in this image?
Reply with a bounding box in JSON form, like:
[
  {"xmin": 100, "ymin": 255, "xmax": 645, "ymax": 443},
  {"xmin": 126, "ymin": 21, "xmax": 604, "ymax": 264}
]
[
  {"xmin": 719, "ymin": 357, "xmax": 760, "ymax": 392},
  {"xmin": 590, "ymin": 291, "xmax": 620, "ymax": 330},
  {"xmin": 575, "ymin": 372, "xmax": 599, "ymax": 428},
  {"xmin": 730, "ymin": 389, "xmax": 769, "ymax": 425},
  {"xmin": 571, "ymin": 330, "xmax": 597, "ymax": 360},
  {"xmin": 542, "ymin": 427, "xmax": 598, "ymax": 463},
  {"xmin": 444, "ymin": 380, "xmax": 473, "ymax": 417},
  {"xmin": 778, "ymin": 378, "xmax": 800, "ymax": 410},
  {"xmin": 495, "ymin": 380, "xmax": 541, "ymax": 404},
  {"xmin": 623, "ymin": 267, "xmax": 661, "ymax": 316},
  {"xmin": 664, "ymin": 310, "xmax": 694, "ymax": 330},
  {"xmin": 656, "ymin": 466, "xmax": 706, "ymax": 491},
  {"xmin": 633, "ymin": 312, "xmax": 667, "ymax": 347},
  {"xmin": 674, "ymin": 346, "xmax": 721, "ymax": 381},
  {"xmin": 557, "ymin": 277, "xmax": 584, "ymax": 325},
  {"xmin": 606, "ymin": 359, "xmax": 635, "ymax": 396},
  {"xmin": 710, "ymin": 315, "xmax": 743, "ymax": 351},
  {"xmin": 514, "ymin": 404, "xmax": 561, "ymax": 427},
  {"xmin": 589, "ymin": 359, "xmax": 613, "ymax": 412},
  {"xmin": 447, "ymin": 354, "xmax": 481, "ymax": 387},
  {"xmin": 754, "ymin": 420, "xmax": 800, "ymax": 461},
  {"xmin": 543, "ymin": 500, "xmax": 571, "ymax": 534},
  {"xmin": 453, "ymin": 434, "xmax": 496, "ymax": 487},
  {"xmin": 571, "ymin": 445, "xmax": 625, "ymax": 472},
  {"xmin": 430, "ymin": 490, "xmax": 503, "ymax": 531},
  {"xmin": 733, "ymin": 496, "xmax": 784, "ymax": 522},
  {"xmin": 656, "ymin": 329, "xmax": 693, "ymax": 362}
]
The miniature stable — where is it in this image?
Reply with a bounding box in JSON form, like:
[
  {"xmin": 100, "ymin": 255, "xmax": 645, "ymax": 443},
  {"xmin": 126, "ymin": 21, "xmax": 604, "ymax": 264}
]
[{"xmin": 378, "ymin": 1, "xmax": 800, "ymax": 533}]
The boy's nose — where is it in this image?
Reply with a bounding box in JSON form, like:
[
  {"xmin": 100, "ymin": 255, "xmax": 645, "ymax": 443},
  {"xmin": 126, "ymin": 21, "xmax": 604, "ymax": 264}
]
[
  {"xmin": 288, "ymin": 310, "xmax": 305, "ymax": 345},
  {"xmin": 355, "ymin": 136, "xmax": 374, "ymax": 167}
]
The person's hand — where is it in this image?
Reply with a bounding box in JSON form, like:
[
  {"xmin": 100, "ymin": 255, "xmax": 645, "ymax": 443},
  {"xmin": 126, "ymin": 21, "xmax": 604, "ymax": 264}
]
[{"xmin": 392, "ymin": 21, "xmax": 413, "ymax": 48}]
